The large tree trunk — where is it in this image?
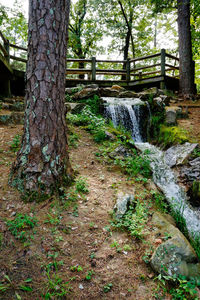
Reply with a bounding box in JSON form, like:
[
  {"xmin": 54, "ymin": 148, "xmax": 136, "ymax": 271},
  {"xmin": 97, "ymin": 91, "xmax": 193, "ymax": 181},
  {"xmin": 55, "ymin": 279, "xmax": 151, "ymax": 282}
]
[
  {"xmin": 177, "ymin": 0, "xmax": 195, "ymax": 97},
  {"xmin": 10, "ymin": 0, "xmax": 72, "ymax": 196}
]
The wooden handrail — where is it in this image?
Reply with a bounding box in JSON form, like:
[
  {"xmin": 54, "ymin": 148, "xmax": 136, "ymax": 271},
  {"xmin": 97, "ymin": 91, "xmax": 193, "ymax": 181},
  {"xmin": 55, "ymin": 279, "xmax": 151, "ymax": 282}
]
[
  {"xmin": 130, "ymin": 53, "xmax": 160, "ymax": 63},
  {"xmin": 130, "ymin": 63, "xmax": 161, "ymax": 73},
  {"xmin": 10, "ymin": 43, "xmax": 27, "ymax": 52},
  {"xmin": 166, "ymin": 53, "xmax": 179, "ymax": 61},
  {"xmin": 0, "ymin": 43, "xmax": 8, "ymax": 57},
  {"xmin": 10, "ymin": 55, "xmax": 27, "ymax": 63}
]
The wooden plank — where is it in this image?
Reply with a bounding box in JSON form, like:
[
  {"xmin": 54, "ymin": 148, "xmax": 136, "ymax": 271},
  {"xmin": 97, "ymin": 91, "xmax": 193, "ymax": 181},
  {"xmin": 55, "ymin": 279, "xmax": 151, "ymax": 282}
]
[
  {"xmin": 66, "ymin": 69, "xmax": 91, "ymax": 74},
  {"xmin": 66, "ymin": 58, "xmax": 91, "ymax": 63},
  {"xmin": 0, "ymin": 43, "xmax": 8, "ymax": 57},
  {"xmin": 10, "ymin": 43, "xmax": 27, "ymax": 51},
  {"xmin": 165, "ymin": 64, "xmax": 179, "ymax": 70},
  {"xmin": 0, "ymin": 30, "xmax": 8, "ymax": 44},
  {"xmin": 96, "ymin": 69, "xmax": 126, "ymax": 74},
  {"xmin": 130, "ymin": 63, "xmax": 160, "ymax": 72},
  {"xmin": 91, "ymin": 56, "xmax": 96, "ymax": 81},
  {"xmin": 129, "ymin": 75, "xmax": 164, "ymax": 86},
  {"xmin": 130, "ymin": 53, "xmax": 160, "ymax": 63},
  {"xmin": 96, "ymin": 59, "xmax": 126, "ymax": 63},
  {"xmin": 0, "ymin": 52, "xmax": 13, "ymax": 74},
  {"xmin": 166, "ymin": 53, "xmax": 179, "ymax": 61},
  {"xmin": 10, "ymin": 55, "xmax": 27, "ymax": 63}
]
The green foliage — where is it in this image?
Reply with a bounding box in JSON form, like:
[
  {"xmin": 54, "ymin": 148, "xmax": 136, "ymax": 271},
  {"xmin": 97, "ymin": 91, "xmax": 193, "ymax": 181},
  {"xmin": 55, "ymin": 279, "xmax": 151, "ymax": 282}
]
[
  {"xmin": 0, "ymin": 275, "xmax": 33, "ymax": 296},
  {"xmin": 114, "ymin": 149, "xmax": 152, "ymax": 179},
  {"xmin": 43, "ymin": 273, "xmax": 71, "ymax": 299},
  {"xmin": 70, "ymin": 265, "xmax": 83, "ymax": 272},
  {"xmin": 85, "ymin": 270, "xmax": 94, "ymax": 281},
  {"xmin": 68, "ymin": 131, "xmax": 79, "ymax": 148},
  {"xmin": 79, "ymin": 95, "xmax": 101, "ymax": 114},
  {"xmin": 150, "ymin": 190, "xmax": 169, "ymax": 213},
  {"xmin": 75, "ymin": 176, "xmax": 89, "ymax": 194},
  {"xmin": 7, "ymin": 213, "xmax": 37, "ymax": 242},
  {"xmin": 156, "ymin": 273, "xmax": 200, "ymax": 300},
  {"xmin": 9, "ymin": 134, "xmax": 21, "ymax": 153},
  {"xmin": 103, "ymin": 283, "xmax": 113, "ymax": 293},
  {"xmin": 111, "ymin": 200, "xmax": 149, "ymax": 240},
  {"xmin": 158, "ymin": 126, "xmax": 189, "ymax": 148}
]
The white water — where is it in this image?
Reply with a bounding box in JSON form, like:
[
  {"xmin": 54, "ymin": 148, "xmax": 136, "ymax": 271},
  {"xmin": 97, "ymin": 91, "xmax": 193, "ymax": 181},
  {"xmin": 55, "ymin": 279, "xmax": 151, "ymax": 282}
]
[
  {"xmin": 103, "ymin": 97, "xmax": 144, "ymax": 142},
  {"xmin": 135, "ymin": 142, "xmax": 200, "ymax": 238},
  {"xmin": 104, "ymin": 98, "xmax": 200, "ymax": 239}
]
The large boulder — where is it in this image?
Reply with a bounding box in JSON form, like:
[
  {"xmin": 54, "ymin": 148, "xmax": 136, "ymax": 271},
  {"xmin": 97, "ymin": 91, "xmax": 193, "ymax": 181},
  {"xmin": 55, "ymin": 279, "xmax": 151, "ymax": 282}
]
[
  {"xmin": 65, "ymin": 102, "xmax": 86, "ymax": 114},
  {"xmin": 72, "ymin": 87, "xmax": 99, "ymax": 100},
  {"xmin": 99, "ymin": 87, "xmax": 120, "ymax": 97},
  {"xmin": 150, "ymin": 212, "xmax": 200, "ymax": 280},
  {"xmin": 165, "ymin": 143, "xmax": 198, "ymax": 168}
]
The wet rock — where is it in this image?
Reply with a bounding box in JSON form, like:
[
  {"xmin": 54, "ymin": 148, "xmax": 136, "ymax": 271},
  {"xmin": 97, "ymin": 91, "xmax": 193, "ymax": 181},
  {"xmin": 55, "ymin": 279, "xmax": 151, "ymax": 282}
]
[
  {"xmin": 72, "ymin": 87, "xmax": 99, "ymax": 100},
  {"xmin": 151, "ymin": 212, "xmax": 200, "ymax": 280},
  {"xmin": 114, "ymin": 192, "xmax": 134, "ymax": 219},
  {"xmin": 181, "ymin": 157, "xmax": 200, "ymax": 182},
  {"xmin": 154, "ymin": 95, "xmax": 170, "ymax": 106},
  {"xmin": 165, "ymin": 143, "xmax": 198, "ymax": 167},
  {"xmin": 65, "ymin": 102, "xmax": 85, "ymax": 114},
  {"xmin": 109, "ymin": 145, "xmax": 132, "ymax": 159},
  {"xmin": 138, "ymin": 87, "xmax": 159, "ymax": 100}
]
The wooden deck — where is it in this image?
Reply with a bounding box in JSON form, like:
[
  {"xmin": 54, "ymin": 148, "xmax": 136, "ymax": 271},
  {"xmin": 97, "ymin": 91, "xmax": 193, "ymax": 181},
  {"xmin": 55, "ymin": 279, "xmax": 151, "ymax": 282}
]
[{"xmin": 0, "ymin": 30, "xmax": 180, "ymax": 96}]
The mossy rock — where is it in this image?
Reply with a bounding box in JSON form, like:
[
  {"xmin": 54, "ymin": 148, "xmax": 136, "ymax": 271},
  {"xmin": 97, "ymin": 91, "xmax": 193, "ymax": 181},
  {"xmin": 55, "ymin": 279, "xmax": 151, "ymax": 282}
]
[{"xmin": 158, "ymin": 125, "xmax": 189, "ymax": 148}]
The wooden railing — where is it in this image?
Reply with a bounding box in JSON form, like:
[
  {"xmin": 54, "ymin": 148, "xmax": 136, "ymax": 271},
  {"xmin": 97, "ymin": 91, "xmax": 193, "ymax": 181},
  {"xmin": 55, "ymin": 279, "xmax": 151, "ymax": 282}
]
[
  {"xmin": 0, "ymin": 29, "xmax": 179, "ymax": 82},
  {"xmin": 66, "ymin": 50, "xmax": 179, "ymax": 82}
]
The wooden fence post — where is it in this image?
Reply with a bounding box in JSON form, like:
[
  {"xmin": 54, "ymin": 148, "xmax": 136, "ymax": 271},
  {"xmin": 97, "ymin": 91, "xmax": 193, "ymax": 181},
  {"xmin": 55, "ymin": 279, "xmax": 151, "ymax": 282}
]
[
  {"xmin": 4, "ymin": 40, "xmax": 10, "ymax": 63},
  {"xmin": 126, "ymin": 58, "xmax": 130, "ymax": 82},
  {"xmin": 91, "ymin": 57, "xmax": 96, "ymax": 81},
  {"xmin": 160, "ymin": 48, "xmax": 166, "ymax": 89}
]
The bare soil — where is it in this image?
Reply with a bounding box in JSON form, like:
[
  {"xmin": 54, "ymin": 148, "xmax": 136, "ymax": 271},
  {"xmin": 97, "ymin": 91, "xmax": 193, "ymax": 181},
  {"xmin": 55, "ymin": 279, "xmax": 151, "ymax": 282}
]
[{"xmin": 0, "ymin": 124, "xmax": 166, "ymax": 300}]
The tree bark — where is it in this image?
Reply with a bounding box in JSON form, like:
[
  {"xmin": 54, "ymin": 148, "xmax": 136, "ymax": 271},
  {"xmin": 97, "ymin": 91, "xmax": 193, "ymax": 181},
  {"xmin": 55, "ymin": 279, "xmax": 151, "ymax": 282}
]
[
  {"xmin": 177, "ymin": 0, "xmax": 195, "ymax": 97},
  {"xmin": 10, "ymin": 0, "xmax": 72, "ymax": 195}
]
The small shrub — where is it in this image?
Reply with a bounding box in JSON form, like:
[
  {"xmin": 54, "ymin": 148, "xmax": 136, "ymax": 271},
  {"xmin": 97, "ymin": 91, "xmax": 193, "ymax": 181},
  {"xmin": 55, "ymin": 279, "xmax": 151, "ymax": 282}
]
[
  {"xmin": 10, "ymin": 134, "xmax": 21, "ymax": 153},
  {"xmin": 7, "ymin": 214, "xmax": 37, "ymax": 242},
  {"xmin": 75, "ymin": 177, "xmax": 89, "ymax": 194}
]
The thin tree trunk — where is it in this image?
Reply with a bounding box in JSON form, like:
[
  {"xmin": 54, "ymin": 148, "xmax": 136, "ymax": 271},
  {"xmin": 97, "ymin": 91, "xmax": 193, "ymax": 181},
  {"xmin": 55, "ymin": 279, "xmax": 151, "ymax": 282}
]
[
  {"xmin": 10, "ymin": 0, "xmax": 72, "ymax": 196},
  {"xmin": 122, "ymin": 29, "xmax": 131, "ymax": 80},
  {"xmin": 177, "ymin": 0, "xmax": 195, "ymax": 97}
]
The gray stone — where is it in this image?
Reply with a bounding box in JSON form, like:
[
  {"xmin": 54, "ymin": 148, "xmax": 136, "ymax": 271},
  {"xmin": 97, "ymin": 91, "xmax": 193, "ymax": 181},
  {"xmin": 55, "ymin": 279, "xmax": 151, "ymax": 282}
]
[
  {"xmin": 72, "ymin": 87, "xmax": 99, "ymax": 100},
  {"xmin": 150, "ymin": 212, "xmax": 200, "ymax": 280},
  {"xmin": 165, "ymin": 106, "xmax": 182, "ymax": 125},
  {"xmin": 104, "ymin": 131, "xmax": 116, "ymax": 141},
  {"xmin": 165, "ymin": 143, "xmax": 198, "ymax": 167},
  {"xmin": 119, "ymin": 90, "xmax": 138, "ymax": 98},
  {"xmin": 99, "ymin": 87, "xmax": 120, "ymax": 97},
  {"xmin": 65, "ymin": 87, "xmax": 81, "ymax": 95},
  {"xmin": 109, "ymin": 145, "xmax": 132, "ymax": 159},
  {"xmin": 114, "ymin": 192, "xmax": 134, "ymax": 219},
  {"xmin": 181, "ymin": 157, "xmax": 200, "ymax": 182},
  {"xmin": 65, "ymin": 102, "xmax": 85, "ymax": 114}
]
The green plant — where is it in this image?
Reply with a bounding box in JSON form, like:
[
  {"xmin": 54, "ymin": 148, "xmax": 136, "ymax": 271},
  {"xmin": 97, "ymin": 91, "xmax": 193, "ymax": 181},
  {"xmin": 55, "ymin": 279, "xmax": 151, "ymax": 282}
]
[
  {"xmin": 110, "ymin": 240, "xmax": 122, "ymax": 253},
  {"xmin": 44, "ymin": 213, "xmax": 61, "ymax": 225},
  {"xmin": 9, "ymin": 134, "xmax": 21, "ymax": 153},
  {"xmin": 70, "ymin": 265, "xmax": 83, "ymax": 272},
  {"xmin": 0, "ymin": 275, "xmax": 33, "ymax": 295},
  {"xmin": 103, "ymin": 283, "xmax": 113, "ymax": 293},
  {"xmin": 43, "ymin": 273, "xmax": 71, "ymax": 299},
  {"xmin": 85, "ymin": 270, "xmax": 94, "ymax": 281},
  {"xmin": 150, "ymin": 190, "xmax": 169, "ymax": 213},
  {"xmin": 158, "ymin": 126, "xmax": 189, "ymax": 148},
  {"xmin": 68, "ymin": 131, "xmax": 79, "ymax": 148},
  {"xmin": 75, "ymin": 176, "xmax": 89, "ymax": 194},
  {"xmin": 111, "ymin": 200, "xmax": 149, "ymax": 240},
  {"xmin": 7, "ymin": 213, "xmax": 37, "ymax": 242},
  {"xmin": 123, "ymin": 244, "xmax": 132, "ymax": 251}
]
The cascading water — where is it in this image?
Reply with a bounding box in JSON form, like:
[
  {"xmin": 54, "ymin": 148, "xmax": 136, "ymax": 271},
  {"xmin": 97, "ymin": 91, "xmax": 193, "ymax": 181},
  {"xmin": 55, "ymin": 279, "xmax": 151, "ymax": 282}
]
[
  {"xmin": 103, "ymin": 97, "xmax": 200, "ymax": 239},
  {"xmin": 103, "ymin": 97, "xmax": 146, "ymax": 142}
]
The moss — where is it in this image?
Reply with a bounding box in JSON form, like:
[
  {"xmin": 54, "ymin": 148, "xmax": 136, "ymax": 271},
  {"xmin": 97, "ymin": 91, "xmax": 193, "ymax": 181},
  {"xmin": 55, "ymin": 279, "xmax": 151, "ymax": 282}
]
[{"xmin": 158, "ymin": 125, "xmax": 189, "ymax": 148}]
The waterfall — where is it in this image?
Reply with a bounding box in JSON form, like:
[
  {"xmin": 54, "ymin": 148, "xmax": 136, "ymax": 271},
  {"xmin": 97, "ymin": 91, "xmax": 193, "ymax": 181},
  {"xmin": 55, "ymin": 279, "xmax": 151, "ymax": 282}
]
[
  {"xmin": 103, "ymin": 97, "xmax": 146, "ymax": 142},
  {"xmin": 103, "ymin": 96, "xmax": 200, "ymax": 239}
]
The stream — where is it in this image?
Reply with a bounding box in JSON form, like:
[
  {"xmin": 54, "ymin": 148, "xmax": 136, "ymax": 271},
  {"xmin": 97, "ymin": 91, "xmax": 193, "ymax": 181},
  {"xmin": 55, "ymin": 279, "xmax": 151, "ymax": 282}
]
[{"xmin": 103, "ymin": 97, "xmax": 200, "ymax": 240}]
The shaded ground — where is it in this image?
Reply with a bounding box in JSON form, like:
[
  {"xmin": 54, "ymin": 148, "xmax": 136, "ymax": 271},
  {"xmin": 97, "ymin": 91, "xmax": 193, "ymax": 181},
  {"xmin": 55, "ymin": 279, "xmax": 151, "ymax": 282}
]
[
  {"xmin": 0, "ymin": 124, "xmax": 165, "ymax": 299},
  {"xmin": 0, "ymin": 96, "xmax": 200, "ymax": 299}
]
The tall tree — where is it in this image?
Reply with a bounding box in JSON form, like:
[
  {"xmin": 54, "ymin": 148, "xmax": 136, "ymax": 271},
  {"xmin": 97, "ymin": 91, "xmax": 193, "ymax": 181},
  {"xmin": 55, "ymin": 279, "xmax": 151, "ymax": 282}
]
[
  {"xmin": 10, "ymin": 0, "xmax": 72, "ymax": 196},
  {"xmin": 151, "ymin": 0, "xmax": 195, "ymax": 97},
  {"xmin": 177, "ymin": 0, "xmax": 195, "ymax": 97}
]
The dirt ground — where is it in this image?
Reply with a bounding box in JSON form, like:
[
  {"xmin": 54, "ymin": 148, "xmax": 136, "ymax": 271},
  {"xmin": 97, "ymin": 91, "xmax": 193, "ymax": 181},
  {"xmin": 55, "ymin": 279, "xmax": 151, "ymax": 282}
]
[
  {"xmin": 0, "ymin": 98, "xmax": 200, "ymax": 299},
  {"xmin": 0, "ymin": 124, "xmax": 165, "ymax": 300}
]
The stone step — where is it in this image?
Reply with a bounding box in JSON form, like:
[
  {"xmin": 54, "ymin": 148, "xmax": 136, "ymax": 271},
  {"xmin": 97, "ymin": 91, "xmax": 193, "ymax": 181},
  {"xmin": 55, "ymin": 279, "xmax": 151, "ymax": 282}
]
[{"xmin": 0, "ymin": 110, "xmax": 24, "ymax": 125}]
